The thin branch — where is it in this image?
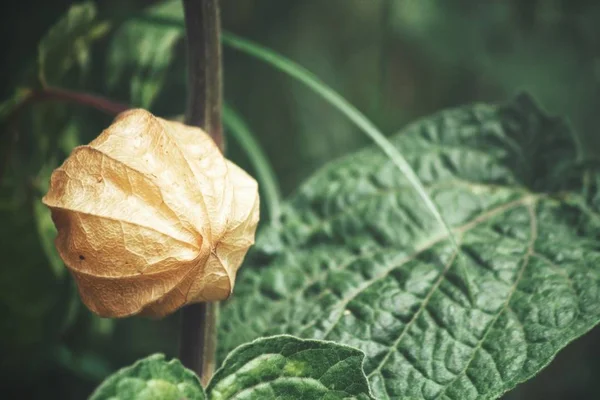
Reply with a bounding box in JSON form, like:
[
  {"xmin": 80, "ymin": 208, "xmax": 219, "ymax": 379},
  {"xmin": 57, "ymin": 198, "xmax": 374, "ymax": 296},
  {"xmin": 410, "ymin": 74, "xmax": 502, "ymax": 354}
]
[
  {"xmin": 179, "ymin": 0, "xmax": 222, "ymax": 387},
  {"xmin": 0, "ymin": 87, "xmax": 129, "ymax": 183},
  {"xmin": 6, "ymin": 87, "xmax": 129, "ymax": 121},
  {"xmin": 30, "ymin": 87, "xmax": 130, "ymax": 115}
]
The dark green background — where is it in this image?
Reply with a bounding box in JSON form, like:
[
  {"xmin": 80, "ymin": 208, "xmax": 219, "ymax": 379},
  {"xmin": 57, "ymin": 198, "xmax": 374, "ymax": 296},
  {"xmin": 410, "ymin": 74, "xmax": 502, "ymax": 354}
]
[{"xmin": 1, "ymin": 0, "xmax": 599, "ymax": 399}]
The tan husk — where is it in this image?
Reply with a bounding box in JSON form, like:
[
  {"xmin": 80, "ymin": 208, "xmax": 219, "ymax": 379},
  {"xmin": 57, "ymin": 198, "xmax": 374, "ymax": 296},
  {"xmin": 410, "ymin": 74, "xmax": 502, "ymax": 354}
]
[{"xmin": 42, "ymin": 109, "xmax": 260, "ymax": 318}]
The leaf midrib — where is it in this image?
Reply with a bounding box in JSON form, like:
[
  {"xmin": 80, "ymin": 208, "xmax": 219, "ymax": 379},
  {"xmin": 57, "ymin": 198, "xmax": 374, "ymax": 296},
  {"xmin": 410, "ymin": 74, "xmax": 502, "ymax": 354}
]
[
  {"xmin": 290, "ymin": 196, "xmax": 535, "ymax": 339},
  {"xmin": 258, "ymin": 179, "xmax": 526, "ymax": 313},
  {"xmin": 291, "ymin": 179, "xmax": 525, "ymax": 248},
  {"xmin": 360, "ymin": 197, "xmax": 534, "ymax": 379},
  {"xmin": 237, "ymin": 194, "xmax": 537, "ymax": 347},
  {"xmin": 434, "ymin": 202, "xmax": 538, "ymax": 399}
]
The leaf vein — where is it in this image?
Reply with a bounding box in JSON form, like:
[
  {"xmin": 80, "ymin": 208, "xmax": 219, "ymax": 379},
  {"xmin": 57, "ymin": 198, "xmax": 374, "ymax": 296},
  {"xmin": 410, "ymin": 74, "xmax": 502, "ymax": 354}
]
[{"xmin": 435, "ymin": 201, "xmax": 538, "ymax": 398}]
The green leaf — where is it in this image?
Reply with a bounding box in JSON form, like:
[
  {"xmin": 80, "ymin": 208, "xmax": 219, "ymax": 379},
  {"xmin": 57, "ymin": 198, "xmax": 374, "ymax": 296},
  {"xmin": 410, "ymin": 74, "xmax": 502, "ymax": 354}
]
[
  {"xmin": 89, "ymin": 354, "xmax": 205, "ymax": 400},
  {"xmin": 91, "ymin": 336, "xmax": 372, "ymax": 400},
  {"xmin": 0, "ymin": 88, "xmax": 31, "ymax": 122},
  {"xmin": 38, "ymin": 2, "xmax": 110, "ymax": 86},
  {"xmin": 55, "ymin": 345, "xmax": 112, "ymax": 382},
  {"xmin": 206, "ymin": 335, "xmax": 373, "ymax": 400},
  {"xmin": 220, "ymin": 95, "xmax": 600, "ymax": 399},
  {"xmin": 0, "ymin": 89, "xmax": 30, "ymax": 162},
  {"xmin": 33, "ymin": 199, "xmax": 63, "ymax": 278},
  {"xmin": 107, "ymin": 0, "xmax": 183, "ymax": 108},
  {"xmin": 0, "ymin": 185, "xmax": 67, "ymax": 373},
  {"xmin": 31, "ymin": 116, "xmax": 85, "ymax": 278}
]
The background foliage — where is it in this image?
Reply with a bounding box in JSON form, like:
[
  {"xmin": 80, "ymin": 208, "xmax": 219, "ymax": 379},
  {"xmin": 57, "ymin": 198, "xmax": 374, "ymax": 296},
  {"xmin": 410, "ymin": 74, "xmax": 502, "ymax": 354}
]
[{"xmin": 1, "ymin": 0, "xmax": 600, "ymax": 399}]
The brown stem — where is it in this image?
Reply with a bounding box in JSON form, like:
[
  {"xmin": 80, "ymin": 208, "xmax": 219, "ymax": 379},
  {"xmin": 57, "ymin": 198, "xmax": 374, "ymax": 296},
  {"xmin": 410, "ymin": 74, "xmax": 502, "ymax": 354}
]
[
  {"xmin": 29, "ymin": 87, "xmax": 130, "ymax": 115},
  {"xmin": 183, "ymin": 0, "xmax": 224, "ymax": 151},
  {"xmin": 180, "ymin": 302, "xmax": 218, "ymax": 387},
  {"xmin": 5, "ymin": 87, "xmax": 129, "ymax": 123},
  {"xmin": 179, "ymin": 0, "xmax": 223, "ymax": 387},
  {"xmin": 0, "ymin": 87, "xmax": 129, "ymax": 183}
]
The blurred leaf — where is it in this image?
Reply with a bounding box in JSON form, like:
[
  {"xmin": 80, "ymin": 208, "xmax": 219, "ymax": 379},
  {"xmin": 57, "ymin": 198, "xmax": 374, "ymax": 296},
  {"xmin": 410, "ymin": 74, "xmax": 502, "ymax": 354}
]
[
  {"xmin": 33, "ymin": 199, "xmax": 63, "ymax": 277},
  {"xmin": 0, "ymin": 186, "xmax": 64, "ymax": 372},
  {"xmin": 55, "ymin": 345, "xmax": 112, "ymax": 382},
  {"xmin": 389, "ymin": 0, "xmax": 600, "ymax": 159},
  {"xmin": 89, "ymin": 315, "xmax": 116, "ymax": 339},
  {"xmin": 390, "ymin": 1, "xmax": 503, "ymax": 68},
  {"xmin": 31, "ymin": 116, "xmax": 84, "ymax": 278},
  {"xmin": 58, "ymin": 115, "xmax": 83, "ymax": 154},
  {"xmin": 107, "ymin": 0, "xmax": 183, "ymax": 108},
  {"xmin": 207, "ymin": 335, "xmax": 373, "ymax": 400},
  {"xmin": 220, "ymin": 95, "xmax": 600, "ymax": 399},
  {"xmin": 90, "ymin": 354, "xmax": 205, "ymax": 400},
  {"xmin": 0, "ymin": 89, "xmax": 30, "ymax": 175},
  {"xmin": 0, "ymin": 88, "xmax": 31, "ymax": 121},
  {"xmin": 38, "ymin": 2, "xmax": 110, "ymax": 86},
  {"xmin": 223, "ymin": 104, "xmax": 282, "ymax": 224},
  {"xmin": 1, "ymin": 107, "xmax": 83, "ymax": 375}
]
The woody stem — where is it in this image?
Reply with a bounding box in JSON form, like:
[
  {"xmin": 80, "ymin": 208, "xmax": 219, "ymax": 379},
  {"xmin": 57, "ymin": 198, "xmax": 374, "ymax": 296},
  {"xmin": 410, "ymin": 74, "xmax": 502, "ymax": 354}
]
[
  {"xmin": 179, "ymin": 0, "xmax": 222, "ymax": 387},
  {"xmin": 182, "ymin": 0, "xmax": 224, "ymax": 150}
]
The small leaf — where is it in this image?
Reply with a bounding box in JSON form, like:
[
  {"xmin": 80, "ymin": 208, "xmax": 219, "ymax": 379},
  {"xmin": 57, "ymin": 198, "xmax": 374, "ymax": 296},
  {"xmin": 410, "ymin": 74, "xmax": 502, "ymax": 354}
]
[
  {"xmin": 107, "ymin": 0, "xmax": 183, "ymax": 108},
  {"xmin": 89, "ymin": 354, "xmax": 205, "ymax": 400},
  {"xmin": 206, "ymin": 335, "xmax": 373, "ymax": 400},
  {"xmin": 220, "ymin": 95, "xmax": 600, "ymax": 399},
  {"xmin": 38, "ymin": 2, "xmax": 110, "ymax": 86}
]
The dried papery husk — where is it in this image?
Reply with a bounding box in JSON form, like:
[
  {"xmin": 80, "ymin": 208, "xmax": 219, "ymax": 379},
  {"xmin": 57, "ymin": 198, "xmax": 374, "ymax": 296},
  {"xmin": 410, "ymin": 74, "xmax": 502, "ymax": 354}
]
[{"xmin": 42, "ymin": 109, "xmax": 260, "ymax": 318}]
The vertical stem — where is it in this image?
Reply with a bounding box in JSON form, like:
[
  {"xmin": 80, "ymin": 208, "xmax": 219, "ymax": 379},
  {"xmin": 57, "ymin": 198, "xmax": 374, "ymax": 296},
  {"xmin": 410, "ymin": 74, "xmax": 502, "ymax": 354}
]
[
  {"xmin": 183, "ymin": 0, "xmax": 224, "ymax": 150},
  {"xmin": 180, "ymin": 302, "xmax": 218, "ymax": 386},
  {"xmin": 179, "ymin": 0, "xmax": 223, "ymax": 387}
]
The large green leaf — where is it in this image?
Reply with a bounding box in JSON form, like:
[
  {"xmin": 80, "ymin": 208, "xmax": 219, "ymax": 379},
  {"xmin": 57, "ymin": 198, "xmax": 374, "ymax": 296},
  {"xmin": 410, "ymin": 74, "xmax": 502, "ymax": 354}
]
[
  {"xmin": 106, "ymin": 0, "xmax": 183, "ymax": 108},
  {"xmin": 37, "ymin": 2, "xmax": 110, "ymax": 86},
  {"xmin": 207, "ymin": 335, "xmax": 373, "ymax": 400},
  {"xmin": 219, "ymin": 95, "xmax": 600, "ymax": 399},
  {"xmin": 90, "ymin": 354, "xmax": 205, "ymax": 400}
]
